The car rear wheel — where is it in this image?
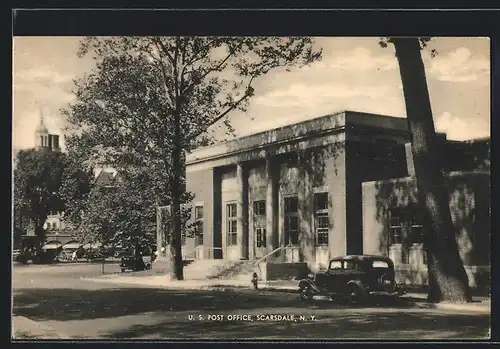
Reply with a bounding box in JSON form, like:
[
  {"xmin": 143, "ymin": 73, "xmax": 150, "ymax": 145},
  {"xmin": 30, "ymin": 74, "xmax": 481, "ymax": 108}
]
[
  {"xmin": 347, "ymin": 284, "xmax": 365, "ymax": 306},
  {"xmin": 299, "ymin": 286, "xmax": 314, "ymax": 302}
]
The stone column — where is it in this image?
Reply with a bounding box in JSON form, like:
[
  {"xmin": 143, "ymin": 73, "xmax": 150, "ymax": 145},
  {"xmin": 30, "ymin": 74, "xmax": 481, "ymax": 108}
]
[
  {"xmin": 236, "ymin": 163, "xmax": 248, "ymax": 259},
  {"xmin": 298, "ymin": 152, "xmax": 314, "ymax": 264},
  {"xmin": 265, "ymin": 154, "xmax": 276, "ymax": 255}
]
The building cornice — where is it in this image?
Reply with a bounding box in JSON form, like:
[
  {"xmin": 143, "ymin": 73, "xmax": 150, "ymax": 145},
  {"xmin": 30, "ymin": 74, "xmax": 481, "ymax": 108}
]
[
  {"xmin": 187, "ymin": 124, "xmax": 348, "ymax": 166},
  {"xmin": 186, "ymin": 110, "xmax": 412, "ymax": 169}
]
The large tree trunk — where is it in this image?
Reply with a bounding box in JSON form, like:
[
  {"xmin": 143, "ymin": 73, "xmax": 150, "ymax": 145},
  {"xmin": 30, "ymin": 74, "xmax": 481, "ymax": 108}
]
[
  {"xmin": 169, "ymin": 115, "xmax": 185, "ymax": 280},
  {"xmin": 34, "ymin": 218, "xmax": 45, "ymax": 255},
  {"xmin": 392, "ymin": 38, "xmax": 472, "ymax": 303}
]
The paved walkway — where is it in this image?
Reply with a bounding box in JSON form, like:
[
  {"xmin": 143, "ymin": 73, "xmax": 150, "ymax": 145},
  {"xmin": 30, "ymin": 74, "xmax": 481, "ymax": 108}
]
[
  {"xmin": 12, "ymin": 316, "xmax": 71, "ymax": 340},
  {"xmin": 83, "ymin": 274, "xmax": 491, "ymax": 314}
]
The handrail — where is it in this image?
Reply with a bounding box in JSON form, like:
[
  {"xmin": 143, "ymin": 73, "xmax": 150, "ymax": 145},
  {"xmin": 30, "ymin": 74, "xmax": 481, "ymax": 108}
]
[{"xmin": 254, "ymin": 243, "xmax": 292, "ymax": 267}]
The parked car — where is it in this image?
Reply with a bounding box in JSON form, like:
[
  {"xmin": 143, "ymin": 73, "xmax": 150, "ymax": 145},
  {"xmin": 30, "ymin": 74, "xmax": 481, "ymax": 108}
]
[
  {"xmin": 12, "ymin": 249, "xmax": 21, "ymax": 261},
  {"xmin": 84, "ymin": 249, "xmax": 103, "ymax": 262},
  {"xmin": 119, "ymin": 253, "xmax": 152, "ymax": 272},
  {"xmin": 298, "ymin": 255, "xmax": 405, "ymax": 305}
]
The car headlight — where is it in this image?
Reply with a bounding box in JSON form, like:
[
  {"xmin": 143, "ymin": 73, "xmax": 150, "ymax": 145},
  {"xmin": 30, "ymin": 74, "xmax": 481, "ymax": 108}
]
[{"xmin": 307, "ymin": 273, "xmax": 314, "ymax": 279}]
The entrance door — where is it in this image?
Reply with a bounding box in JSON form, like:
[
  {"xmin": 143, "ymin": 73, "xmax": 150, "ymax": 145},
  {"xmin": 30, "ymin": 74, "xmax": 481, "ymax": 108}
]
[
  {"xmin": 253, "ymin": 200, "xmax": 267, "ymax": 259},
  {"xmin": 223, "ymin": 202, "xmax": 239, "ymax": 260}
]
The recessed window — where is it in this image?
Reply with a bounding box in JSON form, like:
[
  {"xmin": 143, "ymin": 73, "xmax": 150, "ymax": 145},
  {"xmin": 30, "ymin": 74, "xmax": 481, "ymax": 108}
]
[
  {"xmin": 195, "ymin": 205, "xmax": 203, "ymax": 246},
  {"xmin": 253, "ymin": 200, "xmax": 266, "ymax": 216},
  {"xmin": 389, "ymin": 210, "xmax": 403, "ymax": 244},
  {"xmin": 226, "ymin": 203, "xmax": 237, "ymax": 246},
  {"xmin": 256, "ymin": 228, "xmax": 266, "ymax": 248},
  {"xmin": 284, "ymin": 197, "xmax": 298, "ymax": 214},
  {"xmin": 284, "ymin": 197, "xmax": 299, "ymax": 246},
  {"xmin": 410, "ymin": 214, "xmax": 424, "ymax": 243},
  {"xmin": 314, "ymin": 193, "xmax": 328, "ymax": 211},
  {"xmin": 314, "ymin": 193, "xmax": 329, "ymax": 246}
]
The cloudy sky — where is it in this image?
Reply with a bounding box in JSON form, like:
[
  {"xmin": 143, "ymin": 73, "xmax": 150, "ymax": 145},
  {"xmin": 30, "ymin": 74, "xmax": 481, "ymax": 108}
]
[{"xmin": 12, "ymin": 37, "xmax": 490, "ymax": 153}]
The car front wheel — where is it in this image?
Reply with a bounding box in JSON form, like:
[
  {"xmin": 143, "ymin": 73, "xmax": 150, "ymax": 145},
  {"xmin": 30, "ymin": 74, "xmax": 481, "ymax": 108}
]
[
  {"xmin": 347, "ymin": 284, "xmax": 365, "ymax": 306},
  {"xmin": 299, "ymin": 286, "xmax": 314, "ymax": 302}
]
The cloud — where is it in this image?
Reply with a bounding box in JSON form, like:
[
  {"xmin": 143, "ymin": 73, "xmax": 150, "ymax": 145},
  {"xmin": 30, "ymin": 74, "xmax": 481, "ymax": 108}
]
[
  {"xmin": 15, "ymin": 66, "xmax": 75, "ymax": 86},
  {"xmin": 429, "ymin": 47, "xmax": 489, "ymax": 83},
  {"xmin": 254, "ymin": 82, "xmax": 389, "ymax": 108},
  {"xmin": 327, "ymin": 47, "xmax": 398, "ymax": 72},
  {"xmin": 298, "ymin": 47, "xmax": 397, "ymax": 76},
  {"xmin": 435, "ymin": 111, "xmax": 489, "ymax": 140},
  {"xmin": 13, "ymin": 65, "xmax": 76, "ymax": 151}
]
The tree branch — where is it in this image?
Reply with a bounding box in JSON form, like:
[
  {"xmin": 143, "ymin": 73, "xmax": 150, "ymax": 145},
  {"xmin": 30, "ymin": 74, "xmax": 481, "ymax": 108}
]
[
  {"xmin": 181, "ymin": 41, "xmax": 244, "ymax": 96},
  {"xmin": 153, "ymin": 38, "xmax": 175, "ymax": 65},
  {"xmin": 186, "ymin": 75, "xmax": 256, "ymax": 142},
  {"xmin": 156, "ymin": 59, "xmax": 176, "ymax": 111}
]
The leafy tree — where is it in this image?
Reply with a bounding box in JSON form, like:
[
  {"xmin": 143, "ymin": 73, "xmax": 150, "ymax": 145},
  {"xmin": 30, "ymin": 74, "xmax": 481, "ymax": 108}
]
[
  {"xmin": 58, "ymin": 150, "xmax": 95, "ymax": 230},
  {"xmin": 64, "ymin": 36, "xmax": 321, "ymax": 280},
  {"xmin": 13, "ymin": 149, "xmax": 67, "ymax": 246},
  {"xmin": 380, "ymin": 37, "xmax": 472, "ymax": 302}
]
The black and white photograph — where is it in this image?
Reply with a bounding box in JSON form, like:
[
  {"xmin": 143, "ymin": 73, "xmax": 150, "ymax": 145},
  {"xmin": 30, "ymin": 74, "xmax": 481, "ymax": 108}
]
[{"xmin": 12, "ymin": 33, "xmax": 491, "ymax": 341}]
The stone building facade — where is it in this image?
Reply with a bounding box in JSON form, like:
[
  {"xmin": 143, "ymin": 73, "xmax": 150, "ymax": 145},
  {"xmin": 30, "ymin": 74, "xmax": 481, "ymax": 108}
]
[{"xmin": 157, "ymin": 110, "xmax": 490, "ymax": 285}]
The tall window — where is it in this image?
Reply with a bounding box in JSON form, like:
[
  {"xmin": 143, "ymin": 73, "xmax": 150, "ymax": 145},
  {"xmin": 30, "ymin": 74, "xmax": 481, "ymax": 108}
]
[
  {"xmin": 314, "ymin": 193, "xmax": 329, "ymax": 246},
  {"xmin": 226, "ymin": 203, "xmax": 238, "ymax": 246},
  {"xmin": 256, "ymin": 228, "xmax": 267, "ymax": 247},
  {"xmin": 195, "ymin": 205, "xmax": 204, "ymax": 246},
  {"xmin": 389, "ymin": 209, "xmax": 425, "ymax": 264},
  {"xmin": 389, "ymin": 210, "xmax": 403, "ymax": 244},
  {"xmin": 253, "ymin": 200, "xmax": 266, "ymax": 248},
  {"xmin": 284, "ymin": 197, "xmax": 299, "ymax": 245},
  {"xmin": 410, "ymin": 214, "xmax": 424, "ymax": 244},
  {"xmin": 253, "ymin": 200, "xmax": 266, "ymax": 216}
]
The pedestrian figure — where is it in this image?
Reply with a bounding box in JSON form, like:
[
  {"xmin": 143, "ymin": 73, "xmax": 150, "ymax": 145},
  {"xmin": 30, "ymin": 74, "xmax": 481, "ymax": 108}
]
[
  {"xmin": 252, "ymin": 272, "xmax": 259, "ymax": 290},
  {"xmin": 72, "ymin": 250, "xmax": 77, "ymax": 261}
]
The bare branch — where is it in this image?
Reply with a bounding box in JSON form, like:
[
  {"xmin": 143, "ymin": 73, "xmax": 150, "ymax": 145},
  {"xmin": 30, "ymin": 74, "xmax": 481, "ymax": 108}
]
[
  {"xmin": 182, "ymin": 41, "xmax": 244, "ymax": 96},
  {"xmin": 186, "ymin": 75, "xmax": 256, "ymax": 142},
  {"xmin": 153, "ymin": 37, "xmax": 175, "ymax": 65}
]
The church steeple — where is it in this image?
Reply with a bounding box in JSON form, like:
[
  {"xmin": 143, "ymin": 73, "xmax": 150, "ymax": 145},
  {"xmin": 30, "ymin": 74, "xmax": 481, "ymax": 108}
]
[{"xmin": 35, "ymin": 106, "xmax": 60, "ymax": 151}]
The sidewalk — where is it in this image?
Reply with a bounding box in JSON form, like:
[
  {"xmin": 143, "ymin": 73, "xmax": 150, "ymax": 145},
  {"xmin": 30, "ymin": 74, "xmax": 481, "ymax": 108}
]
[
  {"xmin": 83, "ymin": 274, "xmax": 491, "ymax": 314},
  {"xmin": 12, "ymin": 316, "xmax": 71, "ymax": 340}
]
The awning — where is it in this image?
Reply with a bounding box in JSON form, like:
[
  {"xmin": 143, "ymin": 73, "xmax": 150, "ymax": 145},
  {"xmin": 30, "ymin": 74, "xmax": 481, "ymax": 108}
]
[
  {"xmin": 42, "ymin": 243, "xmax": 62, "ymax": 250},
  {"xmin": 62, "ymin": 243, "xmax": 81, "ymax": 249}
]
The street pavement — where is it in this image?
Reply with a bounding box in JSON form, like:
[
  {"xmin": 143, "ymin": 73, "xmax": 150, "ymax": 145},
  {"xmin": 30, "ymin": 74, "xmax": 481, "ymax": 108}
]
[{"xmin": 12, "ymin": 263, "xmax": 491, "ymax": 340}]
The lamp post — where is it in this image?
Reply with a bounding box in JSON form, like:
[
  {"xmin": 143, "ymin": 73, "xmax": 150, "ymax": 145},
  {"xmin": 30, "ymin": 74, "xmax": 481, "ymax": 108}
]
[{"xmin": 101, "ymin": 229, "xmax": 105, "ymax": 276}]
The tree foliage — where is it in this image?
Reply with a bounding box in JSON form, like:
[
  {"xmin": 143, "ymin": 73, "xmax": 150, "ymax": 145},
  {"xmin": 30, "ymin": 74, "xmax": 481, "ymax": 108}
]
[
  {"xmin": 63, "ymin": 36, "xmax": 321, "ymax": 280},
  {"xmin": 71, "ymin": 168, "xmax": 165, "ymax": 249},
  {"xmin": 13, "ymin": 148, "xmax": 92, "ymax": 244}
]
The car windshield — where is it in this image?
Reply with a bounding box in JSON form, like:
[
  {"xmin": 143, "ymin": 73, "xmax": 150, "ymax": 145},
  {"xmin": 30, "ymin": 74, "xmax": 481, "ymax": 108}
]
[{"xmin": 372, "ymin": 260, "xmax": 390, "ymax": 268}]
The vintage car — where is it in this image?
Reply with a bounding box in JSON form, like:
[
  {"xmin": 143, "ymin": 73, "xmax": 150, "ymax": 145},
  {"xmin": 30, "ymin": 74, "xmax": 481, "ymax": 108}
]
[
  {"xmin": 298, "ymin": 255, "xmax": 405, "ymax": 305},
  {"xmin": 119, "ymin": 253, "xmax": 152, "ymax": 272}
]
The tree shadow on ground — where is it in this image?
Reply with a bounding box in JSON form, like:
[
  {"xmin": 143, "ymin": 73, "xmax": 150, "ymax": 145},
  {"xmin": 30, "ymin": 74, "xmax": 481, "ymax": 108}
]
[
  {"xmin": 13, "ymin": 287, "xmax": 350, "ymax": 322},
  {"xmin": 101, "ymin": 310, "xmax": 490, "ymax": 340}
]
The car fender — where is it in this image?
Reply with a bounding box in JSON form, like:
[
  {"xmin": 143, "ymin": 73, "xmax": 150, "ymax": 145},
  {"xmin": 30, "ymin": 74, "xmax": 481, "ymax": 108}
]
[
  {"xmin": 346, "ymin": 279, "xmax": 367, "ymax": 294},
  {"xmin": 298, "ymin": 279, "xmax": 321, "ymax": 293}
]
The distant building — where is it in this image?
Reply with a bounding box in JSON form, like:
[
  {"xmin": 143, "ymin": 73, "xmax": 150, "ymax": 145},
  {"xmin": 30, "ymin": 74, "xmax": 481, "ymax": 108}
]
[
  {"xmin": 93, "ymin": 167, "xmax": 123, "ymax": 189},
  {"xmin": 35, "ymin": 110, "xmax": 60, "ymax": 152}
]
